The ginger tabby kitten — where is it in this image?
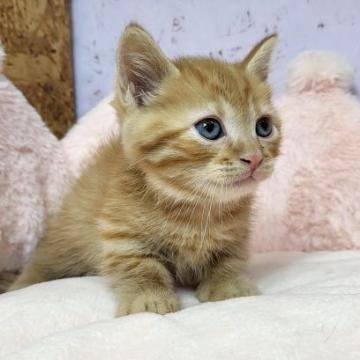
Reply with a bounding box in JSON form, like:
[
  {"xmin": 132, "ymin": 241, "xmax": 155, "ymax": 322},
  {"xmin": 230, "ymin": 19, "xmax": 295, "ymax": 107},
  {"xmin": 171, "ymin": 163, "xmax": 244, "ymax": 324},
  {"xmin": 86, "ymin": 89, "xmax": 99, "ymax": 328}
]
[{"xmin": 10, "ymin": 24, "xmax": 281, "ymax": 316}]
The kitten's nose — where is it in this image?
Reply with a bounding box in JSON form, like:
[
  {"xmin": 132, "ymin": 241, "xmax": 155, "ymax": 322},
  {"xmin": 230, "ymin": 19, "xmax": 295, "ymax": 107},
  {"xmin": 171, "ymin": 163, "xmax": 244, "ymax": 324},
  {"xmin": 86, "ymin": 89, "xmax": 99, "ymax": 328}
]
[{"xmin": 240, "ymin": 153, "xmax": 263, "ymax": 173}]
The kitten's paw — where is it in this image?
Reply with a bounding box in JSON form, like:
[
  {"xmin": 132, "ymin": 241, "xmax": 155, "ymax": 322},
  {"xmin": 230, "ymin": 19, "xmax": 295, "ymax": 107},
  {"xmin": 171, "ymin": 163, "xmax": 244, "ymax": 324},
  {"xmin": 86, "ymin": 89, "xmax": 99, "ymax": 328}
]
[
  {"xmin": 116, "ymin": 289, "xmax": 180, "ymax": 316},
  {"xmin": 197, "ymin": 275, "xmax": 260, "ymax": 303}
]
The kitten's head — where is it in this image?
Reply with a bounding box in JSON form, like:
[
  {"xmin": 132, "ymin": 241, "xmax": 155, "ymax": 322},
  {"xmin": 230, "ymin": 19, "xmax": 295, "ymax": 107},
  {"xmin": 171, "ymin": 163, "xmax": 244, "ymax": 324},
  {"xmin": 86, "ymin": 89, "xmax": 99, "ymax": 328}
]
[{"xmin": 113, "ymin": 23, "xmax": 281, "ymax": 204}]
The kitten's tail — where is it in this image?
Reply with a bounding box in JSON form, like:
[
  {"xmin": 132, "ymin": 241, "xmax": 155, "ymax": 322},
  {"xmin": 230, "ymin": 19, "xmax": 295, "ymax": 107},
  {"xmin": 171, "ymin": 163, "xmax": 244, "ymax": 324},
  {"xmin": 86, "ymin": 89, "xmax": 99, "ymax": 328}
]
[{"xmin": 286, "ymin": 51, "xmax": 354, "ymax": 94}]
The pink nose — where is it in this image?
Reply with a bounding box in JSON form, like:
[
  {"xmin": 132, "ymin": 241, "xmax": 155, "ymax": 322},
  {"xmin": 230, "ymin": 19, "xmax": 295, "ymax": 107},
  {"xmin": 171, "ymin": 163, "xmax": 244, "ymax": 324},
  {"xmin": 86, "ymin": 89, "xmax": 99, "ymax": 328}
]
[{"xmin": 240, "ymin": 153, "xmax": 263, "ymax": 173}]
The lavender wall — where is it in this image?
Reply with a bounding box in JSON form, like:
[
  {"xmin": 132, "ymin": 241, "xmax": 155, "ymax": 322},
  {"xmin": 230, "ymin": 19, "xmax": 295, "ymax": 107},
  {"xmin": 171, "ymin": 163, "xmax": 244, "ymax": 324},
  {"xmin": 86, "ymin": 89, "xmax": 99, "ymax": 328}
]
[{"xmin": 71, "ymin": 0, "xmax": 360, "ymax": 117}]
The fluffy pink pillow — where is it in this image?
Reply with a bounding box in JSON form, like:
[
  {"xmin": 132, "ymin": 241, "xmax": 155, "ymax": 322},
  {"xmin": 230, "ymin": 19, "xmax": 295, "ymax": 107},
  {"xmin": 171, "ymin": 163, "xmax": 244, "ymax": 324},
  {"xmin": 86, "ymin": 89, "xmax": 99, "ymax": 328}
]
[
  {"xmin": 0, "ymin": 45, "xmax": 71, "ymax": 271},
  {"xmin": 250, "ymin": 51, "xmax": 360, "ymax": 252}
]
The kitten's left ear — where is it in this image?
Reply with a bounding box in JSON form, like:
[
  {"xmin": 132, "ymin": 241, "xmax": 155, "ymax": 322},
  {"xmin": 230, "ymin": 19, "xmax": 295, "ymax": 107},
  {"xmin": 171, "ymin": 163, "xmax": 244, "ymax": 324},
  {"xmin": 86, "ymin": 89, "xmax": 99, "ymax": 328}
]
[{"xmin": 241, "ymin": 34, "xmax": 278, "ymax": 81}]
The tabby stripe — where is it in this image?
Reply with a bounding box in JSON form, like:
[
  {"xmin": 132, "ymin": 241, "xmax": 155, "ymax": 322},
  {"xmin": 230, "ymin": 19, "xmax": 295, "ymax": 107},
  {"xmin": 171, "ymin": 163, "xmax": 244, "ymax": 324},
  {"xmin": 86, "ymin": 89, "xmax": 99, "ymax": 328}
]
[{"xmin": 139, "ymin": 128, "xmax": 186, "ymax": 154}]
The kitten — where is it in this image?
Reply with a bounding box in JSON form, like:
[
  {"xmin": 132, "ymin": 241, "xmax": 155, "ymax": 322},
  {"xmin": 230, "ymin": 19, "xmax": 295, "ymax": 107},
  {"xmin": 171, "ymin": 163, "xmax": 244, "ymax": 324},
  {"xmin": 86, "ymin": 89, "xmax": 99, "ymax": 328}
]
[{"xmin": 10, "ymin": 24, "xmax": 281, "ymax": 316}]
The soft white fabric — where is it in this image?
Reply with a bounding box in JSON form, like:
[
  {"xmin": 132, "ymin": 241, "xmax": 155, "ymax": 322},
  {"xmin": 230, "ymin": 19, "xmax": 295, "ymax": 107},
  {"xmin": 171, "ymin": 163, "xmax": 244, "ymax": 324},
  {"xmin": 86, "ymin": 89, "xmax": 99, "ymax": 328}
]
[{"xmin": 1, "ymin": 251, "xmax": 360, "ymax": 359}]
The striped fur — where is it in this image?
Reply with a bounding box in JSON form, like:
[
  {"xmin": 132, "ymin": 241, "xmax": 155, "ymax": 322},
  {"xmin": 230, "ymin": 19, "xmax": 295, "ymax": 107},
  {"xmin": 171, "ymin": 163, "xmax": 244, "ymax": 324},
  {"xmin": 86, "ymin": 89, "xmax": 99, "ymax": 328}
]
[{"xmin": 10, "ymin": 24, "xmax": 281, "ymax": 316}]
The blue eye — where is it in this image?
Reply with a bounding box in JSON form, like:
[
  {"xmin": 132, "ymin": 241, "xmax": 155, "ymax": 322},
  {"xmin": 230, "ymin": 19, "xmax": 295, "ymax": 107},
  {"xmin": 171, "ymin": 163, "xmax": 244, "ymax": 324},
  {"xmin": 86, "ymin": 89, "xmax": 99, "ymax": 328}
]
[
  {"xmin": 195, "ymin": 118, "xmax": 224, "ymax": 140},
  {"xmin": 256, "ymin": 116, "xmax": 273, "ymax": 137}
]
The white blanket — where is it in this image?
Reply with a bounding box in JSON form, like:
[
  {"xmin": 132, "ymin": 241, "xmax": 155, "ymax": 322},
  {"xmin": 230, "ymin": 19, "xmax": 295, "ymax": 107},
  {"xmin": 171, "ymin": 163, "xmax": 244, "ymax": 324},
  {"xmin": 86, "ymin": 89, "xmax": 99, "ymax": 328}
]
[{"xmin": 1, "ymin": 251, "xmax": 360, "ymax": 360}]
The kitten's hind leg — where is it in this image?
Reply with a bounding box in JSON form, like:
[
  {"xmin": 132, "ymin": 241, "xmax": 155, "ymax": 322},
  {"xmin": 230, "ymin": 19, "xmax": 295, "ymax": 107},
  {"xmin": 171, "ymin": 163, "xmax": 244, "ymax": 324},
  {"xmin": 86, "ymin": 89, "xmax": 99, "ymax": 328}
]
[
  {"xmin": 8, "ymin": 233, "xmax": 98, "ymax": 292},
  {"xmin": 8, "ymin": 236, "xmax": 65, "ymax": 291},
  {"xmin": 8, "ymin": 262, "xmax": 50, "ymax": 291},
  {"xmin": 0, "ymin": 271, "xmax": 18, "ymax": 293}
]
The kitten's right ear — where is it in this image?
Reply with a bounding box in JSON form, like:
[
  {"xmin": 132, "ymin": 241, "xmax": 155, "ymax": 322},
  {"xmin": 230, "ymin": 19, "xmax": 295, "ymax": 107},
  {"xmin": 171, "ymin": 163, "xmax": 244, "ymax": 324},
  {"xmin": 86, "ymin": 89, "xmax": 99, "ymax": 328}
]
[{"xmin": 116, "ymin": 23, "xmax": 179, "ymax": 107}]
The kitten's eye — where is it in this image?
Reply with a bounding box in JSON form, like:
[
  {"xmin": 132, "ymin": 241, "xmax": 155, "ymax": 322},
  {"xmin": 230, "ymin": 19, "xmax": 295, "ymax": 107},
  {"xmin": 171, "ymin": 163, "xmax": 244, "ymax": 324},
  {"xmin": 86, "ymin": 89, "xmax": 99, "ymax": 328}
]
[
  {"xmin": 256, "ymin": 116, "xmax": 273, "ymax": 138},
  {"xmin": 195, "ymin": 117, "xmax": 224, "ymax": 140}
]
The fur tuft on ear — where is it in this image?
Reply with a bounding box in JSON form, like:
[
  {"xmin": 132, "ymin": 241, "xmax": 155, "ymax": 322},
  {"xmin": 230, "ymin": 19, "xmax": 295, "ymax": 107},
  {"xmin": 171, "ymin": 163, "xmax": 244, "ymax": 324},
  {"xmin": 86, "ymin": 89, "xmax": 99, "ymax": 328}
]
[
  {"xmin": 285, "ymin": 51, "xmax": 354, "ymax": 94},
  {"xmin": 0, "ymin": 42, "xmax": 5, "ymax": 73},
  {"xmin": 116, "ymin": 23, "xmax": 178, "ymax": 107},
  {"xmin": 242, "ymin": 34, "xmax": 277, "ymax": 81}
]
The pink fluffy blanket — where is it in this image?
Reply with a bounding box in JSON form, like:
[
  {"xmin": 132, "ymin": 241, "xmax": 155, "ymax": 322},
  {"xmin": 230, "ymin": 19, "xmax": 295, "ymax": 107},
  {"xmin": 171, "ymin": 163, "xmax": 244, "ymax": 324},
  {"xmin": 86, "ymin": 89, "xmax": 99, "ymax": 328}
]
[{"xmin": 0, "ymin": 46, "xmax": 70, "ymax": 272}]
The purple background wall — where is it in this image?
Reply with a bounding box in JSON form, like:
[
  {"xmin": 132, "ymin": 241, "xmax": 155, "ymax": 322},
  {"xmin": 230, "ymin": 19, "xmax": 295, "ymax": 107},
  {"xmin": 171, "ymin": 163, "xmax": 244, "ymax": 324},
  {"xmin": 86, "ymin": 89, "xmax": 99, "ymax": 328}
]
[{"xmin": 71, "ymin": 0, "xmax": 360, "ymax": 117}]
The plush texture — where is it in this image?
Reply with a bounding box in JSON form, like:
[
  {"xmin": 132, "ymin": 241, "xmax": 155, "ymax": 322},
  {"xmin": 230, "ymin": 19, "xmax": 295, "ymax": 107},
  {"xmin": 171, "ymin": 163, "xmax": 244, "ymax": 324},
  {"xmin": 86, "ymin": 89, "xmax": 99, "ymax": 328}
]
[
  {"xmin": 0, "ymin": 44, "xmax": 70, "ymax": 272},
  {"xmin": 250, "ymin": 51, "xmax": 360, "ymax": 251},
  {"xmin": 1, "ymin": 251, "xmax": 360, "ymax": 359}
]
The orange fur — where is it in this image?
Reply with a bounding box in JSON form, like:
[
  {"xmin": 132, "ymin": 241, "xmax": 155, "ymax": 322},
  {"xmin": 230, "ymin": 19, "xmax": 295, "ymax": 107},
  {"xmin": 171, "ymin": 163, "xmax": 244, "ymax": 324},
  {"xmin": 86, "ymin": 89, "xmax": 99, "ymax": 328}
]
[{"xmin": 10, "ymin": 24, "xmax": 281, "ymax": 316}]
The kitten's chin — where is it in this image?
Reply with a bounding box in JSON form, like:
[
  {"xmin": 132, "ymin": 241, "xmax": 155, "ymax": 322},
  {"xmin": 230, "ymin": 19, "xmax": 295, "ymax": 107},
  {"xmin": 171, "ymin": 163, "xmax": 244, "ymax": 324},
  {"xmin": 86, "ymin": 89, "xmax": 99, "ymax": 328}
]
[
  {"xmin": 206, "ymin": 167, "xmax": 273, "ymax": 203},
  {"xmin": 206, "ymin": 177, "xmax": 259, "ymax": 203}
]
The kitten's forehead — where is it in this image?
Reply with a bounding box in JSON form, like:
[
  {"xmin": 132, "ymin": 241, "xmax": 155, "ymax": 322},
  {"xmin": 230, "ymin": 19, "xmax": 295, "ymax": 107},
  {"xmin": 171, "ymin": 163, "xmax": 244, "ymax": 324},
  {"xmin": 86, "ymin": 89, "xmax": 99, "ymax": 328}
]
[
  {"xmin": 174, "ymin": 57, "xmax": 271, "ymax": 111},
  {"xmin": 176, "ymin": 57, "xmax": 244, "ymax": 91}
]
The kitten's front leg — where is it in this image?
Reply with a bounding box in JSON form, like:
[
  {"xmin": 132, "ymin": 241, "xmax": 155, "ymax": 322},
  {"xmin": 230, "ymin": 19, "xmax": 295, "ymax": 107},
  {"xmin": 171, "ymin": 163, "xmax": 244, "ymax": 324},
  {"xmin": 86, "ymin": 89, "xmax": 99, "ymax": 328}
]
[
  {"xmin": 101, "ymin": 240, "xmax": 179, "ymax": 316},
  {"xmin": 197, "ymin": 257, "xmax": 260, "ymax": 303}
]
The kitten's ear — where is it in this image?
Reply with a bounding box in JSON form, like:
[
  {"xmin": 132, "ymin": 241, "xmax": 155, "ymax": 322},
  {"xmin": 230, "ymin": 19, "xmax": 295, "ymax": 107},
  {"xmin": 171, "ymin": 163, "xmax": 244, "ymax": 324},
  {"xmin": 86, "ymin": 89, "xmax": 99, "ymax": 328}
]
[
  {"xmin": 241, "ymin": 34, "xmax": 277, "ymax": 81},
  {"xmin": 116, "ymin": 23, "xmax": 179, "ymax": 106}
]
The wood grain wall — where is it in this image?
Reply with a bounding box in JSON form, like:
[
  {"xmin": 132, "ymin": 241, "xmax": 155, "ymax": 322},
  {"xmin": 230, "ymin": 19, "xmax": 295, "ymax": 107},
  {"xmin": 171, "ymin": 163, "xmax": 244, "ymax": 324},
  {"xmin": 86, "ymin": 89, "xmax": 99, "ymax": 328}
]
[{"xmin": 0, "ymin": 0, "xmax": 75, "ymax": 138}]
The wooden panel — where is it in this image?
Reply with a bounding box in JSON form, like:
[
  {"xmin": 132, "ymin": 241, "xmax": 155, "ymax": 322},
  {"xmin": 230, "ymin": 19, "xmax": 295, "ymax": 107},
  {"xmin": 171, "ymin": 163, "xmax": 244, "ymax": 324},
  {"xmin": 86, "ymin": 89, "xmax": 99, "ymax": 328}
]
[{"xmin": 0, "ymin": 0, "xmax": 75, "ymax": 138}]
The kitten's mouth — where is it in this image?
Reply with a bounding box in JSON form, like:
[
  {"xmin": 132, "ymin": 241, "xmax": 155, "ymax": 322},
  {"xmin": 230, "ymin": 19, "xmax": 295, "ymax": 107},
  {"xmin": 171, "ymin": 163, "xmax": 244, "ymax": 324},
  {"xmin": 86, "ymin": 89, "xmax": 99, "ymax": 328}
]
[
  {"xmin": 207, "ymin": 166, "xmax": 267, "ymax": 190},
  {"xmin": 210, "ymin": 173, "xmax": 256, "ymax": 188},
  {"xmin": 227, "ymin": 165, "xmax": 269, "ymax": 187}
]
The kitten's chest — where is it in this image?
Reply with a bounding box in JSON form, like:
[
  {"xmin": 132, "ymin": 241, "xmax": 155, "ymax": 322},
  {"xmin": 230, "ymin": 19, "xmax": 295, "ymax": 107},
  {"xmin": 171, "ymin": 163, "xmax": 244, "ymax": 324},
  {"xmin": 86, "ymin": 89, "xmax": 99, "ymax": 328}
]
[
  {"xmin": 153, "ymin": 220, "xmax": 235, "ymax": 285},
  {"xmin": 142, "ymin": 199, "xmax": 250, "ymax": 285}
]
